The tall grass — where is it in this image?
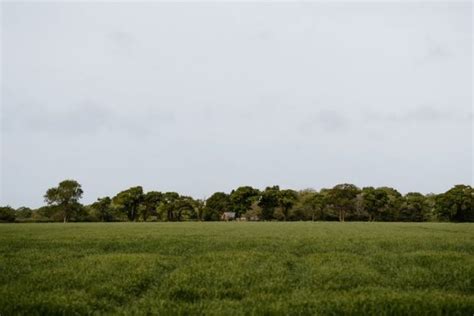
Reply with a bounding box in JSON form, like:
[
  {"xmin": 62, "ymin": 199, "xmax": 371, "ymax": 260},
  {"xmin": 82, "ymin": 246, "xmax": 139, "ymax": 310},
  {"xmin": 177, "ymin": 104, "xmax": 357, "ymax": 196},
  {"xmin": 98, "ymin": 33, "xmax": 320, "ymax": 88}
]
[{"xmin": 0, "ymin": 222, "xmax": 473, "ymax": 315}]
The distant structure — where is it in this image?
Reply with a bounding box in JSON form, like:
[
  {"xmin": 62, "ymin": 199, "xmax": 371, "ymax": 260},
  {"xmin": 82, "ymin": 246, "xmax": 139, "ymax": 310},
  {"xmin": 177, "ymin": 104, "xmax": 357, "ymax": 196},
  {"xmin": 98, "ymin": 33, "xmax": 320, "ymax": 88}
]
[
  {"xmin": 221, "ymin": 212, "xmax": 236, "ymax": 221},
  {"xmin": 238, "ymin": 214, "xmax": 260, "ymax": 221}
]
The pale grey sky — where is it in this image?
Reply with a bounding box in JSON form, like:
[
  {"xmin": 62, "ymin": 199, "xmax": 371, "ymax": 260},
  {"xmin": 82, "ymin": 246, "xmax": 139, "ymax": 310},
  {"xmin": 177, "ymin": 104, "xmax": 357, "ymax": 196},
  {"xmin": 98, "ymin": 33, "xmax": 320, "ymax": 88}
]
[{"xmin": 1, "ymin": 2, "xmax": 472, "ymax": 208}]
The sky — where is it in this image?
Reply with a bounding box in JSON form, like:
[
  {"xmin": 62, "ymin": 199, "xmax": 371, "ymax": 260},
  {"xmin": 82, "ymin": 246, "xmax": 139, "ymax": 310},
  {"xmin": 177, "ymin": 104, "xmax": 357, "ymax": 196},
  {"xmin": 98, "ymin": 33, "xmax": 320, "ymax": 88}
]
[{"xmin": 1, "ymin": 1, "xmax": 472, "ymax": 208}]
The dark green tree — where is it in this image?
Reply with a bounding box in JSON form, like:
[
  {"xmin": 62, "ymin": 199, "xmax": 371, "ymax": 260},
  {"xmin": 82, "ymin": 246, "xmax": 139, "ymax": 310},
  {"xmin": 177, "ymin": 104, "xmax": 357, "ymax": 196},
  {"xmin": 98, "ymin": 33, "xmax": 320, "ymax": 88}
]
[
  {"xmin": 400, "ymin": 192, "xmax": 429, "ymax": 222},
  {"xmin": 293, "ymin": 190, "xmax": 315, "ymax": 220},
  {"xmin": 326, "ymin": 184, "xmax": 360, "ymax": 222},
  {"xmin": 90, "ymin": 197, "xmax": 113, "ymax": 222},
  {"xmin": 435, "ymin": 185, "xmax": 473, "ymax": 222},
  {"xmin": 142, "ymin": 191, "xmax": 163, "ymax": 221},
  {"xmin": 15, "ymin": 207, "xmax": 33, "ymax": 220},
  {"xmin": 360, "ymin": 187, "xmax": 389, "ymax": 221},
  {"xmin": 33, "ymin": 205, "xmax": 58, "ymax": 221},
  {"xmin": 194, "ymin": 199, "xmax": 206, "ymax": 221},
  {"xmin": 259, "ymin": 186, "xmax": 280, "ymax": 220},
  {"xmin": 0, "ymin": 206, "xmax": 16, "ymax": 222},
  {"xmin": 294, "ymin": 190, "xmax": 326, "ymax": 221},
  {"xmin": 174, "ymin": 196, "xmax": 197, "ymax": 221},
  {"xmin": 158, "ymin": 192, "xmax": 180, "ymax": 221},
  {"xmin": 44, "ymin": 179, "xmax": 83, "ymax": 223},
  {"xmin": 204, "ymin": 192, "xmax": 231, "ymax": 221},
  {"xmin": 378, "ymin": 187, "xmax": 403, "ymax": 221},
  {"xmin": 112, "ymin": 186, "xmax": 144, "ymax": 221},
  {"xmin": 278, "ymin": 189, "xmax": 298, "ymax": 221},
  {"xmin": 230, "ymin": 186, "xmax": 260, "ymax": 218}
]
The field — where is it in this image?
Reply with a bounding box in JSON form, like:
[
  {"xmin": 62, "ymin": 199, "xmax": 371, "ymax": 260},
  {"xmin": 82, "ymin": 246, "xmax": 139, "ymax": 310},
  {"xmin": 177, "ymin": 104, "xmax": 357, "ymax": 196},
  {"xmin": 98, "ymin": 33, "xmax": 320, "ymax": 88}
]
[{"xmin": 0, "ymin": 222, "xmax": 473, "ymax": 315}]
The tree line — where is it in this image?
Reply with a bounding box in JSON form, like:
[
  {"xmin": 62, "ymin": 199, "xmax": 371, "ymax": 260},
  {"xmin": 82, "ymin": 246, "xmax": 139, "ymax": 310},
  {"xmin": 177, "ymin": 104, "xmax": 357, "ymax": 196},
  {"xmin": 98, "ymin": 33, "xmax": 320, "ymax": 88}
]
[{"xmin": 0, "ymin": 180, "xmax": 472, "ymax": 223}]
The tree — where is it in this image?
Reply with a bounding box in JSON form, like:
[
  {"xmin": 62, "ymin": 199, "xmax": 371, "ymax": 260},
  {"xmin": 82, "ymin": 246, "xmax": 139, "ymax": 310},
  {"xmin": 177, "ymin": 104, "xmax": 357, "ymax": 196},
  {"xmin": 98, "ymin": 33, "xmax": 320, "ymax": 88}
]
[
  {"xmin": 259, "ymin": 186, "xmax": 280, "ymax": 220},
  {"xmin": 293, "ymin": 190, "xmax": 315, "ymax": 220},
  {"xmin": 425, "ymin": 193, "xmax": 437, "ymax": 221},
  {"xmin": 194, "ymin": 199, "xmax": 206, "ymax": 221},
  {"xmin": 244, "ymin": 201, "xmax": 262, "ymax": 221},
  {"xmin": 33, "ymin": 205, "xmax": 58, "ymax": 221},
  {"xmin": 294, "ymin": 190, "xmax": 326, "ymax": 221},
  {"xmin": 173, "ymin": 196, "xmax": 197, "ymax": 221},
  {"xmin": 435, "ymin": 185, "xmax": 473, "ymax": 222},
  {"xmin": 360, "ymin": 187, "xmax": 389, "ymax": 221},
  {"xmin": 277, "ymin": 189, "xmax": 298, "ymax": 221},
  {"xmin": 90, "ymin": 197, "xmax": 113, "ymax": 222},
  {"xmin": 44, "ymin": 180, "xmax": 83, "ymax": 223},
  {"xmin": 0, "ymin": 206, "xmax": 16, "ymax": 222},
  {"xmin": 15, "ymin": 207, "xmax": 33, "ymax": 220},
  {"xmin": 142, "ymin": 191, "xmax": 163, "ymax": 221},
  {"xmin": 378, "ymin": 187, "xmax": 403, "ymax": 221},
  {"xmin": 204, "ymin": 192, "xmax": 231, "ymax": 221},
  {"xmin": 153, "ymin": 194, "xmax": 198, "ymax": 221},
  {"xmin": 157, "ymin": 192, "xmax": 181, "ymax": 221},
  {"xmin": 230, "ymin": 186, "xmax": 260, "ymax": 218},
  {"xmin": 112, "ymin": 186, "xmax": 144, "ymax": 221},
  {"xmin": 400, "ymin": 192, "xmax": 429, "ymax": 222},
  {"xmin": 326, "ymin": 184, "xmax": 360, "ymax": 222}
]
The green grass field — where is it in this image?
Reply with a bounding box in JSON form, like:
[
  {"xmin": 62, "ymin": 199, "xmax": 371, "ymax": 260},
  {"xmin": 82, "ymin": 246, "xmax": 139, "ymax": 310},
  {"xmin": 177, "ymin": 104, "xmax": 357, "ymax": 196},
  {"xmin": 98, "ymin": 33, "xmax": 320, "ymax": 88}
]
[{"xmin": 0, "ymin": 222, "xmax": 473, "ymax": 315}]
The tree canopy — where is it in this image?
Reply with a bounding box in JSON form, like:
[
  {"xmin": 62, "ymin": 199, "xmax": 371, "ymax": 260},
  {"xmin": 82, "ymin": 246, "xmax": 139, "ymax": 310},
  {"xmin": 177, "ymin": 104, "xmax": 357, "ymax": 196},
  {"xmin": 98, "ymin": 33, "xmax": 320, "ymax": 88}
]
[
  {"xmin": 44, "ymin": 180, "xmax": 83, "ymax": 223},
  {"xmin": 3, "ymin": 181, "xmax": 472, "ymax": 223}
]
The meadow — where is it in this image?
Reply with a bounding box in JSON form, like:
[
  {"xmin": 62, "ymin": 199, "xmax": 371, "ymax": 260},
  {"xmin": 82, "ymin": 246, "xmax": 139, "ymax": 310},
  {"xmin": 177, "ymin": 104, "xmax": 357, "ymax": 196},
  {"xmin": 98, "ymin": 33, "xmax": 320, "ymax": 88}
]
[{"xmin": 0, "ymin": 222, "xmax": 473, "ymax": 315}]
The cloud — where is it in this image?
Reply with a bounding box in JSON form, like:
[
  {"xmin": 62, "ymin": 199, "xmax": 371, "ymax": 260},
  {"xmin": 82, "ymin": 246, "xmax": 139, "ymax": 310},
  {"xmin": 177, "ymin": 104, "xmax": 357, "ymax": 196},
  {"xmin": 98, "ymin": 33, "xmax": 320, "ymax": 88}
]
[
  {"xmin": 105, "ymin": 31, "xmax": 137, "ymax": 56},
  {"xmin": 362, "ymin": 105, "xmax": 471, "ymax": 125},
  {"xmin": 318, "ymin": 109, "xmax": 350, "ymax": 131},
  {"xmin": 424, "ymin": 36, "xmax": 454, "ymax": 61},
  {"xmin": 3, "ymin": 102, "xmax": 110, "ymax": 134},
  {"xmin": 299, "ymin": 109, "xmax": 350, "ymax": 134},
  {"xmin": 2, "ymin": 101, "xmax": 175, "ymax": 136}
]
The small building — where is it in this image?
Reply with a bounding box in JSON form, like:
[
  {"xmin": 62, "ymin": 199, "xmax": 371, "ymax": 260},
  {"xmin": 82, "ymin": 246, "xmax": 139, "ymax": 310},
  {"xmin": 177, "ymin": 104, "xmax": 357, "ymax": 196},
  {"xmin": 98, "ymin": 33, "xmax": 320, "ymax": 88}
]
[{"xmin": 221, "ymin": 212, "xmax": 236, "ymax": 221}]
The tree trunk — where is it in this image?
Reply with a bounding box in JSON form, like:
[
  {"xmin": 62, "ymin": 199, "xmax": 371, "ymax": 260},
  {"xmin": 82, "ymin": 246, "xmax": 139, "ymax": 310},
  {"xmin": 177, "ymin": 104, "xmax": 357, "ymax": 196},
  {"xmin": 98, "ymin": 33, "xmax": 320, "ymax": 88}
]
[{"xmin": 339, "ymin": 209, "xmax": 345, "ymax": 222}]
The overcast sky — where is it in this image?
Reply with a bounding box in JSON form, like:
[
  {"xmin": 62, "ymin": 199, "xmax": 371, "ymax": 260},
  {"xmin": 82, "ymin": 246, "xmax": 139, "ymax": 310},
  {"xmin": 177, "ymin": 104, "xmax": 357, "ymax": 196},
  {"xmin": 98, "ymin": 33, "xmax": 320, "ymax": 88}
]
[{"xmin": 1, "ymin": 2, "xmax": 472, "ymax": 208}]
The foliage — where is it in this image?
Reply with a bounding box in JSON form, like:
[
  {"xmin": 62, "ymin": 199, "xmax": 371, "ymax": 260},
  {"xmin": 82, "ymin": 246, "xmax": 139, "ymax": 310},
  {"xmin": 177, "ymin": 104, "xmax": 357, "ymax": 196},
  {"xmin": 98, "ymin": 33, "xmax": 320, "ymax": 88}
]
[
  {"xmin": 229, "ymin": 186, "xmax": 260, "ymax": 217},
  {"xmin": 435, "ymin": 185, "xmax": 473, "ymax": 222},
  {"xmin": 3, "ymin": 180, "xmax": 473, "ymax": 223},
  {"xmin": 15, "ymin": 207, "xmax": 33, "ymax": 220},
  {"xmin": 0, "ymin": 206, "xmax": 16, "ymax": 222},
  {"xmin": 157, "ymin": 192, "xmax": 195, "ymax": 222},
  {"xmin": 325, "ymin": 184, "xmax": 360, "ymax": 221},
  {"xmin": 142, "ymin": 191, "xmax": 163, "ymax": 221},
  {"xmin": 157, "ymin": 192, "xmax": 178, "ymax": 221},
  {"xmin": 400, "ymin": 192, "xmax": 430, "ymax": 222},
  {"xmin": 112, "ymin": 187, "xmax": 144, "ymax": 221},
  {"xmin": 90, "ymin": 197, "xmax": 114, "ymax": 222},
  {"xmin": 203, "ymin": 192, "xmax": 231, "ymax": 221},
  {"xmin": 277, "ymin": 189, "xmax": 298, "ymax": 221},
  {"xmin": 293, "ymin": 190, "xmax": 326, "ymax": 221},
  {"xmin": 44, "ymin": 180, "xmax": 83, "ymax": 223},
  {"xmin": 378, "ymin": 187, "xmax": 403, "ymax": 221},
  {"xmin": 360, "ymin": 187, "xmax": 389, "ymax": 221},
  {"xmin": 258, "ymin": 186, "xmax": 280, "ymax": 220}
]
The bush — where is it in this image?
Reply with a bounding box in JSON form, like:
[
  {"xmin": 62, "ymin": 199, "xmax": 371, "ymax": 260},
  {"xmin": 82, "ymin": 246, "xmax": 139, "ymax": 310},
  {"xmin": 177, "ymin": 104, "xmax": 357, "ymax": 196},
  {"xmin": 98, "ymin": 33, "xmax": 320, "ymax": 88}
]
[{"xmin": 0, "ymin": 206, "xmax": 16, "ymax": 222}]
